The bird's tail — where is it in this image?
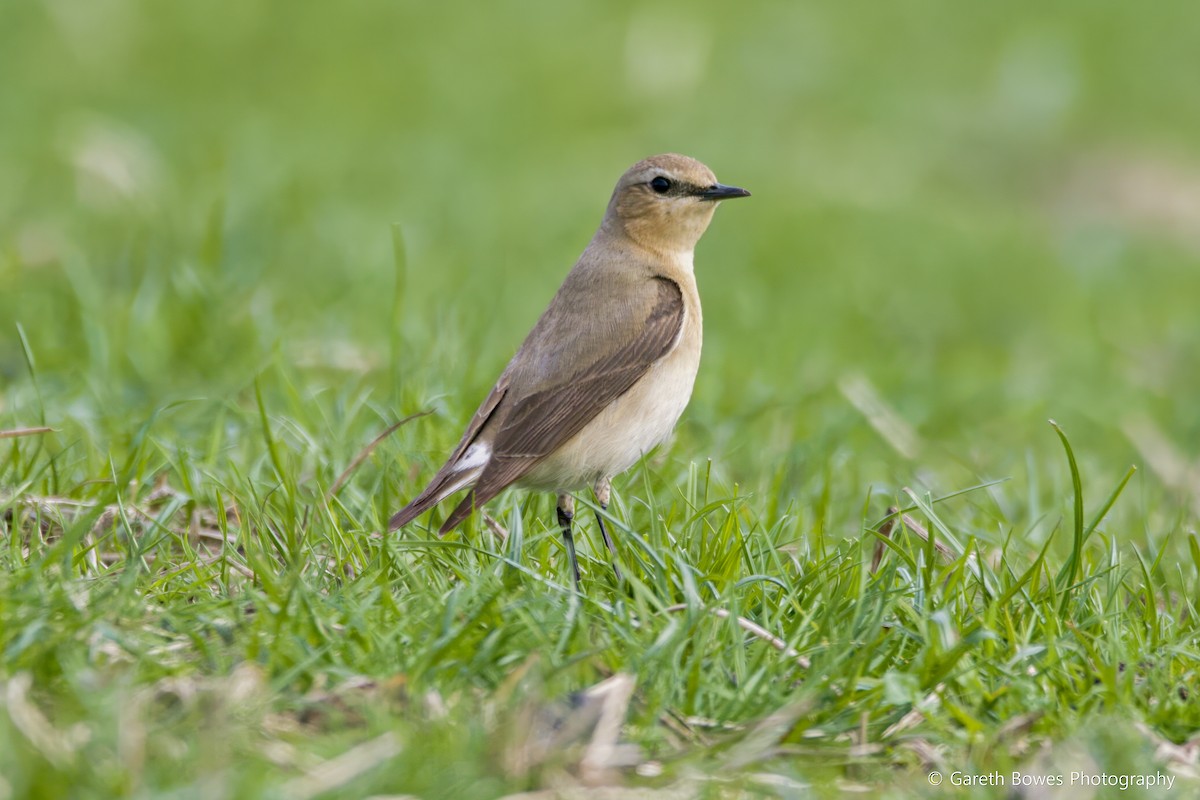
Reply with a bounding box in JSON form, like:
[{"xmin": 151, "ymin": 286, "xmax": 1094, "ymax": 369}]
[
  {"xmin": 388, "ymin": 443, "xmax": 491, "ymax": 531},
  {"xmin": 387, "ymin": 464, "xmax": 482, "ymax": 531},
  {"xmin": 439, "ymin": 490, "xmax": 484, "ymax": 533}
]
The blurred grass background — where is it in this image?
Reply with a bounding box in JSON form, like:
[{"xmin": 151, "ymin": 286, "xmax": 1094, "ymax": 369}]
[
  {"xmin": 2, "ymin": 0, "xmax": 1200, "ymax": 796},
  {"xmin": 4, "ymin": 1, "xmax": 1199, "ymax": 499}
]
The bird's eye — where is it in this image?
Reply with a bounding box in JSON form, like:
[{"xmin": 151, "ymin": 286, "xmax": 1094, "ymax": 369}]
[{"xmin": 650, "ymin": 176, "xmax": 672, "ymax": 194}]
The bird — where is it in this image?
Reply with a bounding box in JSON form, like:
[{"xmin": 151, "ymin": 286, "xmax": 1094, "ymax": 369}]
[{"xmin": 388, "ymin": 153, "xmax": 749, "ymax": 588}]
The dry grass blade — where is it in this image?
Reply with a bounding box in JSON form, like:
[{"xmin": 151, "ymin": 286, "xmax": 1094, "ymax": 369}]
[
  {"xmin": 0, "ymin": 426, "xmax": 55, "ymax": 439},
  {"xmin": 6, "ymin": 479, "xmax": 254, "ymax": 582},
  {"xmin": 327, "ymin": 409, "xmax": 433, "ymax": 498},
  {"xmin": 1133, "ymin": 721, "xmax": 1200, "ymax": 768},
  {"xmin": 722, "ymin": 699, "xmax": 815, "ymax": 770},
  {"xmin": 4, "ymin": 673, "xmax": 89, "ymax": 768},
  {"xmin": 871, "ymin": 506, "xmax": 901, "ymax": 574},
  {"xmin": 658, "ymin": 708, "xmax": 711, "ymax": 748},
  {"xmin": 496, "ymin": 671, "xmax": 641, "ymax": 786},
  {"xmin": 280, "ymin": 731, "xmax": 402, "ymax": 800},
  {"xmin": 580, "ymin": 673, "xmax": 638, "ymax": 785},
  {"xmin": 1123, "ymin": 413, "xmax": 1200, "ymax": 519},
  {"xmin": 870, "ymin": 504, "xmax": 955, "ymax": 573},
  {"xmin": 881, "ymin": 686, "xmax": 943, "ymax": 739},
  {"xmin": 995, "ymin": 711, "xmax": 1043, "ymax": 740},
  {"xmin": 899, "ymin": 738, "xmax": 946, "ymax": 769},
  {"xmin": 482, "ymin": 510, "xmax": 509, "ymax": 542},
  {"xmin": 662, "ymin": 604, "xmax": 811, "ymax": 669},
  {"xmin": 838, "ymin": 373, "xmax": 920, "ymax": 459}
]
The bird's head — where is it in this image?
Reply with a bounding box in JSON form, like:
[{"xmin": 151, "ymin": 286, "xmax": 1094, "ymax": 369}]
[{"xmin": 603, "ymin": 153, "xmax": 750, "ymax": 254}]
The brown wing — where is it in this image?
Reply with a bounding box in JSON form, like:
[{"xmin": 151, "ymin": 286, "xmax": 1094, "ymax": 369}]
[
  {"xmin": 439, "ymin": 276, "xmax": 684, "ymax": 531},
  {"xmin": 387, "ymin": 373, "xmax": 510, "ymax": 530}
]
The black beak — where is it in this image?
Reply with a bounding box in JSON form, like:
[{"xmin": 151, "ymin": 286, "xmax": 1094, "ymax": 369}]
[{"xmin": 697, "ymin": 183, "xmax": 751, "ymax": 201}]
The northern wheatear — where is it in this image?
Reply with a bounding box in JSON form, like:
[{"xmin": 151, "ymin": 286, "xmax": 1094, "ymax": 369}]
[{"xmin": 389, "ymin": 154, "xmax": 749, "ymax": 587}]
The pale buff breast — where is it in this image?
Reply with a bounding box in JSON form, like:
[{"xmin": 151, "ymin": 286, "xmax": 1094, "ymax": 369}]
[{"xmin": 520, "ymin": 276, "xmax": 703, "ymax": 493}]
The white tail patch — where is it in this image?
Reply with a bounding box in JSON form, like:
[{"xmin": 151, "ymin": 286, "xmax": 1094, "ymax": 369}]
[
  {"xmin": 434, "ymin": 442, "xmax": 491, "ymax": 502},
  {"xmin": 439, "ymin": 467, "xmax": 483, "ymax": 500},
  {"xmin": 457, "ymin": 442, "xmax": 491, "ymax": 471}
]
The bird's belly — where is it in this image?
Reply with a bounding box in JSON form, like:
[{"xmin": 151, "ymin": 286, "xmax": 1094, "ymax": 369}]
[{"xmin": 519, "ymin": 333, "xmax": 701, "ymax": 492}]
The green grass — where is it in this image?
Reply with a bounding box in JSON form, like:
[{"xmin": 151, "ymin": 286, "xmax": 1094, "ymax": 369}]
[{"xmin": 3, "ymin": 1, "xmax": 1200, "ymax": 797}]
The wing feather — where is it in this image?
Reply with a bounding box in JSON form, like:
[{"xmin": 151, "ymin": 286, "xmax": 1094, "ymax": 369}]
[
  {"xmin": 386, "ymin": 374, "xmax": 509, "ymax": 530},
  {"xmin": 439, "ymin": 276, "xmax": 684, "ymax": 531}
]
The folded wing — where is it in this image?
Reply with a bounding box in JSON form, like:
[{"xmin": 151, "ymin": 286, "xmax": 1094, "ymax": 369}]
[{"xmin": 439, "ymin": 275, "xmax": 685, "ymax": 531}]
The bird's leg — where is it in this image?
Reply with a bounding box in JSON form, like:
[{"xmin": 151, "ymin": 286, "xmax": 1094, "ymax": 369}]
[
  {"xmin": 556, "ymin": 493, "xmax": 581, "ymax": 590},
  {"xmin": 593, "ymin": 477, "xmax": 622, "ymax": 582}
]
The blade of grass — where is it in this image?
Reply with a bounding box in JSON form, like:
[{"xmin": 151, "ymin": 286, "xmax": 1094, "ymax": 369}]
[{"xmin": 1049, "ymin": 420, "xmax": 1084, "ymax": 592}]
